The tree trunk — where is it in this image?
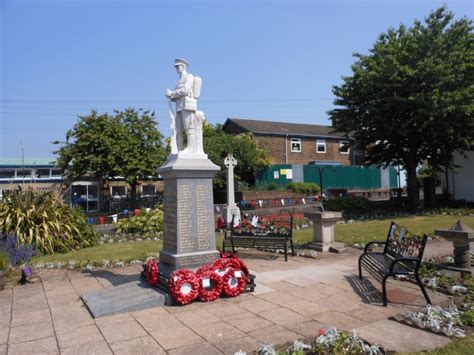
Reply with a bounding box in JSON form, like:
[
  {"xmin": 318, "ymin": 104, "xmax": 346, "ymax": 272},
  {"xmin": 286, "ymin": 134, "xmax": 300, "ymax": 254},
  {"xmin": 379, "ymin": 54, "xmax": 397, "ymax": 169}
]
[
  {"xmin": 130, "ymin": 182, "xmax": 137, "ymax": 210},
  {"xmin": 406, "ymin": 161, "xmax": 419, "ymax": 213}
]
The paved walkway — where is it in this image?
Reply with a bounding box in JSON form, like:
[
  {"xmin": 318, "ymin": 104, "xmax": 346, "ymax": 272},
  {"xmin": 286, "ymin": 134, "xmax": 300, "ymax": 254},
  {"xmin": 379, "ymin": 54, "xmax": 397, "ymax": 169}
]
[{"xmin": 0, "ymin": 240, "xmax": 457, "ymax": 354}]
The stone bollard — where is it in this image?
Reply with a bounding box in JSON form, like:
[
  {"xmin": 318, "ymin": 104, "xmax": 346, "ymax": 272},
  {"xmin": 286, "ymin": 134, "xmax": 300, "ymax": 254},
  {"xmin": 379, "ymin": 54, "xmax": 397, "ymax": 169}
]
[
  {"xmin": 304, "ymin": 210, "xmax": 344, "ymax": 253},
  {"xmin": 435, "ymin": 220, "xmax": 473, "ymax": 271}
]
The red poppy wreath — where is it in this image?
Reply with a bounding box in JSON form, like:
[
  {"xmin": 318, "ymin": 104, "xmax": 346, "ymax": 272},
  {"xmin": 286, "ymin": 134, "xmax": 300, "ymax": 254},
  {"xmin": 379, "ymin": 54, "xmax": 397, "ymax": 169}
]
[
  {"xmin": 196, "ymin": 267, "xmax": 223, "ymax": 302},
  {"xmin": 221, "ymin": 267, "xmax": 247, "ymax": 297},
  {"xmin": 168, "ymin": 269, "xmax": 200, "ymax": 305},
  {"xmin": 146, "ymin": 258, "xmax": 159, "ymax": 287}
]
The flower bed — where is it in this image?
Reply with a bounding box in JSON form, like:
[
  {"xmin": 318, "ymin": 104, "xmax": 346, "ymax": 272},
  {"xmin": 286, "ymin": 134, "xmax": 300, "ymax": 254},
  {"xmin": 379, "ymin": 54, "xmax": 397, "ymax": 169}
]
[{"xmin": 258, "ymin": 328, "xmax": 382, "ymax": 354}]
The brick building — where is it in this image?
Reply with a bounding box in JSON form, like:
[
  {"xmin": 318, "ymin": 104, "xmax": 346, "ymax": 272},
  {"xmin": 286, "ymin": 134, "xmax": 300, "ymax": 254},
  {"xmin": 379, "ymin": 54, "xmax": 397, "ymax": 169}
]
[{"xmin": 222, "ymin": 118, "xmax": 360, "ymax": 165}]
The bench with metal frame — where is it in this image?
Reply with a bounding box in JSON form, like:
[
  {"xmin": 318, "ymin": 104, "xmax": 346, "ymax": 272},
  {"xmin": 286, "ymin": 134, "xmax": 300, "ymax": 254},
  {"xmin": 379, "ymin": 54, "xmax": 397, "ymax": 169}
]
[
  {"xmin": 223, "ymin": 209, "xmax": 295, "ymax": 261},
  {"xmin": 358, "ymin": 221, "xmax": 432, "ymax": 306}
]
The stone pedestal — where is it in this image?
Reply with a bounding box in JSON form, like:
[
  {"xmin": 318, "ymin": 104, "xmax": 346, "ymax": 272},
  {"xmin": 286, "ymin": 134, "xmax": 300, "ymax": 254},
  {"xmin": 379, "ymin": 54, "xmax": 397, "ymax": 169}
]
[
  {"xmin": 157, "ymin": 155, "xmax": 220, "ymax": 279},
  {"xmin": 304, "ymin": 211, "xmax": 343, "ymax": 253},
  {"xmin": 435, "ymin": 220, "xmax": 473, "ymax": 271}
]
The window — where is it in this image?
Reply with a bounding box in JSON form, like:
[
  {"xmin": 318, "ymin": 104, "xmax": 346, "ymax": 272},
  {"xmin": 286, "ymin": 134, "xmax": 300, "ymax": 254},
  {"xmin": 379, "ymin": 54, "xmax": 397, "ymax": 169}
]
[
  {"xmin": 71, "ymin": 182, "xmax": 99, "ymax": 212},
  {"xmin": 0, "ymin": 170, "xmax": 15, "ymax": 179},
  {"xmin": 111, "ymin": 186, "xmax": 127, "ymax": 197},
  {"xmin": 316, "ymin": 139, "xmax": 326, "ymax": 153},
  {"xmin": 291, "ymin": 138, "xmax": 301, "ymax": 152},
  {"xmin": 16, "ymin": 169, "xmax": 32, "ymax": 178},
  {"xmin": 35, "ymin": 169, "xmax": 51, "ymax": 178},
  {"xmin": 142, "ymin": 185, "xmax": 156, "ymax": 196},
  {"xmin": 51, "ymin": 169, "xmax": 62, "ymax": 177},
  {"xmin": 339, "ymin": 141, "xmax": 350, "ymax": 154}
]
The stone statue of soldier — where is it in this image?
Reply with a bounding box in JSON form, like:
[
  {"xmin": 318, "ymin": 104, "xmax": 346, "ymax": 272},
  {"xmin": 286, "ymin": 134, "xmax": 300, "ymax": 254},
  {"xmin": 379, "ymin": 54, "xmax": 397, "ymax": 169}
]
[{"xmin": 165, "ymin": 58, "xmax": 205, "ymax": 156}]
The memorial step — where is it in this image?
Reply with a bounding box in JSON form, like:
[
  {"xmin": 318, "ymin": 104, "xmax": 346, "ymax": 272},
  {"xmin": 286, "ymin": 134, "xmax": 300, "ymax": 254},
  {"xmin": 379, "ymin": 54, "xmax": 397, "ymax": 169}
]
[{"xmin": 81, "ymin": 280, "xmax": 168, "ymax": 318}]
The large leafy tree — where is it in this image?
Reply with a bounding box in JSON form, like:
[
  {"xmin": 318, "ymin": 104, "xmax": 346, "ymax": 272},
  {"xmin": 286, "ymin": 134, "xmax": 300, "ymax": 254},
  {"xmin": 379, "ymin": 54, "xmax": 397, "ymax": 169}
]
[
  {"xmin": 329, "ymin": 7, "xmax": 473, "ymax": 212},
  {"xmin": 54, "ymin": 108, "xmax": 166, "ymax": 208},
  {"xmin": 203, "ymin": 123, "xmax": 272, "ymax": 188}
]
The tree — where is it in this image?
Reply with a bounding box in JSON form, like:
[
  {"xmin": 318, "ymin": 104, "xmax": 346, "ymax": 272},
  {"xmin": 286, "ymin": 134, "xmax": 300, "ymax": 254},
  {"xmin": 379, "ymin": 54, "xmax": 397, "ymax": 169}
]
[
  {"xmin": 54, "ymin": 108, "xmax": 166, "ymax": 209},
  {"xmin": 329, "ymin": 7, "xmax": 474, "ymax": 212},
  {"xmin": 203, "ymin": 123, "xmax": 272, "ymax": 188}
]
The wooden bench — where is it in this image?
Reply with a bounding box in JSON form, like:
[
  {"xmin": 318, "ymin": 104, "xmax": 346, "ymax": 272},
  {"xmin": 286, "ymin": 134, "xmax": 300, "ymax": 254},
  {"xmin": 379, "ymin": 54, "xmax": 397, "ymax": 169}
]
[
  {"xmin": 223, "ymin": 210, "xmax": 295, "ymax": 261},
  {"xmin": 358, "ymin": 222, "xmax": 432, "ymax": 306}
]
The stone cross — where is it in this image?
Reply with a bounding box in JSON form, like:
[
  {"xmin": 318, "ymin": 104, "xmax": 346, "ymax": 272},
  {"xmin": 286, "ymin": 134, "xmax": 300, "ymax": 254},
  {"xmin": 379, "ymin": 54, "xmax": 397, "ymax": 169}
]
[{"xmin": 224, "ymin": 154, "xmax": 240, "ymax": 223}]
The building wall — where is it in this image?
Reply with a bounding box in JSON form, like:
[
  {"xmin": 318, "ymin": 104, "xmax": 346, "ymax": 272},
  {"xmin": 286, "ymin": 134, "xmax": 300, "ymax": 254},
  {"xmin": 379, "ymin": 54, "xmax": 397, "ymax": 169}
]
[
  {"xmin": 254, "ymin": 135, "xmax": 351, "ymax": 165},
  {"xmin": 443, "ymin": 151, "xmax": 474, "ymax": 202}
]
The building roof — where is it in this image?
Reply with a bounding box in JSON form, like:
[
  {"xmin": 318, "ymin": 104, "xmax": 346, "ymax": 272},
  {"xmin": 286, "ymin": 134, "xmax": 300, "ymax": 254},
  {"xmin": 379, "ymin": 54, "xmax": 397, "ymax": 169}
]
[
  {"xmin": 0, "ymin": 158, "xmax": 57, "ymax": 167},
  {"xmin": 223, "ymin": 118, "xmax": 345, "ymax": 139}
]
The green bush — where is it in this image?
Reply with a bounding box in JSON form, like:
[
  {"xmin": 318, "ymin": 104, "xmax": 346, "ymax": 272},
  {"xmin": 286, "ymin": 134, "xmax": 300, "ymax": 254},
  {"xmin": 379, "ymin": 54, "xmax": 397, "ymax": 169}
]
[
  {"xmin": 461, "ymin": 309, "xmax": 474, "ymax": 326},
  {"xmin": 265, "ymin": 182, "xmax": 279, "ymax": 190},
  {"xmin": 0, "ymin": 191, "xmax": 98, "ymax": 254},
  {"xmin": 116, "ymin": 207, "xmax": 163, "ymax": 238},
  {"xmin": 325, "ymin": 196, "xmax": 372, "ymax": 214},
  {"xmin": 285, "ymin": 182, "xmax": 320, "ymax": 194}
]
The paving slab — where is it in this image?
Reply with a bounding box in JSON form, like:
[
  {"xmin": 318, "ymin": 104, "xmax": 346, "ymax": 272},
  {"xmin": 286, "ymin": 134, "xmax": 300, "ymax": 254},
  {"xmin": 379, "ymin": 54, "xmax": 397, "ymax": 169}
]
[
  {"xmin": 151, "ymin": 325, "xmax": 202, "ymax": 350},
  {"xmin": 285, "ymin": 320, "xmax": 326, "ymax": 338},
  {"xmin": 98, "ymin": 320, "xmax": 148, "ymax": 344},
  {"xmin": 259, "ymin": 307, "xmax": 312, "ymax": 326},
  {"xmin": 223, "ymin": 313, "xmax": 274, "ymax": 332},
  {"xmin": 110, "ymin": 335, "xmax": 166, "ymax": 355},
  {"xmin": 212, "ymin": 336, "xmax": 262, "ymax": 354},
  {"xmin": 10, "ymin": 307, "xmax": 51, "ymax": 327},
  {"xmin": 168, "ymin": 341, "xmax": 222, "ymax": 355},
  {"xmin": 81, "ymin": 280, "xmax": 166, "ymax": 318},
  {"xmin": 60, "ymin": 339, "xmax": 112, "ymax": 355},
  {"xmin": 8, "ymin": 320, "xmax": 54, "ymax": 344},
  {"xmin": 7, "ymin": 336, "xmax": 59, "ymax": 355},
  {"xmin": 355, "ymin": 319, "xmax": 451, "ymax": 352},
  {"xmin": 247, "ymin": 324, "xmax": 301, "ymax": 344},
  {"xmin": 312, "ymin": 311, "xmax": 367, "ymax": 331},
  {"xmin": 56, "ymin": 324, "xmax": 104, "ymax": 349}
]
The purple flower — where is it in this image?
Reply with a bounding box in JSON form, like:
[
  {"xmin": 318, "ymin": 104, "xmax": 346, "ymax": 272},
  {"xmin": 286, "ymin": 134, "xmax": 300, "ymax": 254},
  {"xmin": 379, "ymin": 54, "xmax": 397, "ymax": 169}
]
[{"xmin": 0, "ymin": 234, "xmax": 35, "ymax": 266}]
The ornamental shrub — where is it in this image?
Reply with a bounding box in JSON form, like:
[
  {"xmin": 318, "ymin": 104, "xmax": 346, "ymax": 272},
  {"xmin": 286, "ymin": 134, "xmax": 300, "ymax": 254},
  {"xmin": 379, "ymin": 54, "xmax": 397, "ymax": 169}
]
[
  {"xmin": 0, "ymin": 191, "xmax": 98, "ymax": 254},
  {"xmin": 325, "ymin": 196, "xmax": 372, "ymax": 214},
  {"xmin": 116, "ymin": 207, "xmax": 163, "ymax": 238},
  {"xmin": 285, "ymin": 182, "xmax": 320, "ymax": 194}
]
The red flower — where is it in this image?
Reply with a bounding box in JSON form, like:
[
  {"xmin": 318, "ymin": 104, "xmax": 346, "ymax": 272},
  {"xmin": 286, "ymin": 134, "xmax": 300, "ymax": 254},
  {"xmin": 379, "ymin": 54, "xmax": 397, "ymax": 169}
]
[{"xmin": 319, "ymin": 329, "xmax": 325, "ymax": 336}]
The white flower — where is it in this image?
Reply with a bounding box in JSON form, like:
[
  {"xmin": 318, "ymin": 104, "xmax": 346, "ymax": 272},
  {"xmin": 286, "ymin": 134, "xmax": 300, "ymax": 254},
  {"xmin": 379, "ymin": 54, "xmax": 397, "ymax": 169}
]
[{"xmin": 258, "ymin": 344, "xmax": 276, "ymax": 355}]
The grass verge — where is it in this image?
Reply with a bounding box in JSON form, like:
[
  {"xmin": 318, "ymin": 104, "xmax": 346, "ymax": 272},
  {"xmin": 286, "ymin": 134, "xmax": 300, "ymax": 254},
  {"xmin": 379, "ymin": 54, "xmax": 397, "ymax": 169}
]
[
  {"xmin": 31, "ymin": 240, "xmax": 162, "ymax": 265},
  {"xmin": 29, "ymin": 214, "xmax": 473, "ymax": 266},
  {"xmin": 293, "ymin": 214, "xmax": 474, "ymax": 245}
]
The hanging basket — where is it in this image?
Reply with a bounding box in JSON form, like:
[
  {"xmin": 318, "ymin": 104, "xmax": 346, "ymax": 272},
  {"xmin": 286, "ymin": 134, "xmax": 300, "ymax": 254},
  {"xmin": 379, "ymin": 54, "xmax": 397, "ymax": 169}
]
[
  {"xmin": 222, "ymin": 268, "xmax": 247, "ymax": 297},
  {"xmin": 146, "ymin": 258, "xmax": 159, "ymax": 287},
  {"xmin": 168, "ymin": 269, "xmax": 200, "ymax": 305}
]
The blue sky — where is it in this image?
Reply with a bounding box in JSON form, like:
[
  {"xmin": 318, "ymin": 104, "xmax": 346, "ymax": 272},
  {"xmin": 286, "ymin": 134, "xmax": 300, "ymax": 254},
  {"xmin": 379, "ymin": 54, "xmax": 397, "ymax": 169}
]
[{"xmin": 1, "ymin": 0, "xmax": 472, "ymax": 158}]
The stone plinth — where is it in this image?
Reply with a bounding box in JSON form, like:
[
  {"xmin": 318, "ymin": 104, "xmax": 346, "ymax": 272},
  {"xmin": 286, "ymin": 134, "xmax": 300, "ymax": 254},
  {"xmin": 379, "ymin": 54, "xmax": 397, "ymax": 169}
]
[
  {"xmin": 304, "ymin": 210, "xmax": 343, "ymax": 253},
  {"xmin": 157, "ymin": 155, "xmax": 220, "ymax": 279},
  {"xmin": 435, "ymin": 220, "xmax": 474, "ymax": 271}
]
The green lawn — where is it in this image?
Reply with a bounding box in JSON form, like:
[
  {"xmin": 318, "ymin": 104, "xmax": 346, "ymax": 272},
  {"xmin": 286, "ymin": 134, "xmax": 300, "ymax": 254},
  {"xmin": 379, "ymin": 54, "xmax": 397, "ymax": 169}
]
[
  {"xmin": 293, "ymin": 214, "xmax": 474, "ymax": 245},
  {"xmin": 30, "ymin": 214, "xmax": 473, "ymax": 266},
  {"xmin": 31, "ymin": 240, "xmax": 162, "ymax": 265}
]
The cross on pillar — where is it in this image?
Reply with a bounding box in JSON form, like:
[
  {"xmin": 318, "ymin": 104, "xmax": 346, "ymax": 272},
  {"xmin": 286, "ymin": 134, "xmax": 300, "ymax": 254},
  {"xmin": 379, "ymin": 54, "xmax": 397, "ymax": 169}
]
[{"xmin": 224, "ymin": 154, "xmax": 239, "ymax": 223}]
